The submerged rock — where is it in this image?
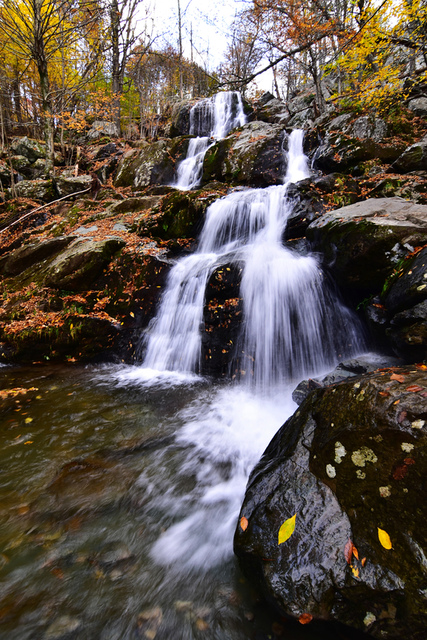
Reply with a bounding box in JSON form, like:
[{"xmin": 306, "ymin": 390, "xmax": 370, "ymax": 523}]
[{"xmin": 235, "ymin": 367, "xmax": 427, "ymax": 639}]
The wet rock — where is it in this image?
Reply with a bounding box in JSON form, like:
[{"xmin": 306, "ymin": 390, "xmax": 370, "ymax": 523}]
[
  {"xmin": 202, "ymin": 121, "xmax": 286, "ymax": 187},
  {"xmin": 307, "ymin": 197, "xmax": 427, "ymax": 300},
  {"xmin": 169, "ymin": 99, "xmax": 195, "ymax": 136},
  {"xmin": 137, "ymin": 606, "xmax": 163, "ymax": 639},
  {"xmin": 44, "ymin": 237, "xmax": 125, "ymax": 290},
  {"xmin": 10, "ymin": 136, "xmax": 46, "ymax": 163},
  {"xmin": 202, "ymin": 263, "xmax": 243, "ymax": 377},
  {"xmin": 86, "ymin": 120, "xmax": 119, "ymax": 140},
  {"xmin": 292, "ymin": 355, "xmax": 403, "ymax": 405},
  {"xmin": 137, "ymin": 188, "xmax": 219, "ymax": 241},
  {"xmin": 10, "ymin": 154, "xmax": 30, "ymax": 171},
  {"xmin": 45, "ymin": 615, "xmax": 82, "ymax": 639},
  {"xmin": 235, "ymin": 368, "xmax": 427, "ymax": 639},
  {"xmin": 0, "ymin": 237, "xmax": 74, "ymax": 276}
]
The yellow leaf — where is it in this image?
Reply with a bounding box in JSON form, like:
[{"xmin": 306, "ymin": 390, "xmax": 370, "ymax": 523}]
[
  {"xmin": 378, "ymin": 527, "xmax": 392, "ymax": 549},
  {"xmin": 130, "ymin": 311, "xmax": 135, "ymax": 318},
  {"xmin": 24, "ymin": 440, "xmax": 33, "ymax": 445},
  {"xmin": 24, "ymin": 417, "xmax": 33, "ymax": 424},
  {"xmin": 278, "ymin": 514, "xmax": 296, "ymax": 545}
]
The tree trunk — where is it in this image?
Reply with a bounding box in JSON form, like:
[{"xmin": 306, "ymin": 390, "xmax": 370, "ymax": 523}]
[{"xmin": 110, "ymin": 0, "xmax": 122, "ymax": 134}]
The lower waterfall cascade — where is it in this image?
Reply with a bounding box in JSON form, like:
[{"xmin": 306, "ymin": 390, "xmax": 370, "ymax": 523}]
[{"xmin": 142, "ymin": 129, "xmax": 366, "ymax": 389}]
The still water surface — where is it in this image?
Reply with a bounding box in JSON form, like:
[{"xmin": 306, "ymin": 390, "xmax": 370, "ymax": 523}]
[{"xmin": 0, "ymin": 364, "xmax": 363, "ymax": 640}]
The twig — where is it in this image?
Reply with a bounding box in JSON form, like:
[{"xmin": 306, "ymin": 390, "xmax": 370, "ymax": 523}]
[{"xmin": 0, "ymin": 187, "xmax": 91, "ymax": 234}]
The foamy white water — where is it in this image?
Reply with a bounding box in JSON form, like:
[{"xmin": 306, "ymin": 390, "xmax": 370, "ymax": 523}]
[
  {"xmin": 173, "ymin": 91, "xmax": 246, "ymax": 190},
  {"xmin": 149, "ymin": 386, "xmax": 297, "ymax": 570},
  {"xmin": 132, "ymin": 126, "xmax": 367, "ymax": 573}
]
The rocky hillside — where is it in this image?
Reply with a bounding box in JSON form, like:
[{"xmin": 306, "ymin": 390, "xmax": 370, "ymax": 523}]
[{"xmin": 0, "ymin": 91, "xmax": 426, "ymax": 366}]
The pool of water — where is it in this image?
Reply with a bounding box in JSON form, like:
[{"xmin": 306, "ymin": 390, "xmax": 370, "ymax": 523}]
[{"xmin": 0, "ymin": 364, "xmax": 363, "ymax": 640}]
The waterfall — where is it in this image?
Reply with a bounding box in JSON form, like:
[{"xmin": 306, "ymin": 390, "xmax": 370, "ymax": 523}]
[
  {"xmin": 173, "ymin": 91, "xmax": 246, "ymax": 190},
  {"xmin": 142, "ymin": 130, "xmax": 365, "ymax": 387}
]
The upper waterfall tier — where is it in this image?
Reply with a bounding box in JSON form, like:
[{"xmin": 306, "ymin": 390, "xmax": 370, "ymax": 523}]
[{"xmin": 173, "ymin": 91, "xmax": 246, "ymax": 190}]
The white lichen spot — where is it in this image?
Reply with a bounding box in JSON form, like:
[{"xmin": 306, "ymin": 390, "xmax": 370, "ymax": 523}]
[
  {"xmin": 335, "ymin": 441, "xmax": 347, "ymax": 464},
  {"xmin": 354, "ymin": 382, "xmax": 361, "ymax": 389},
  {"xmin": 364, "ymin": 612, "xmax": 376, "ymax": 627},
  {"xmin": 424, "ymin": 272, "xmax": 427, "ymax": 279},
  {"xmin": 411, "ymin": 420, "xmax": 425, "ymax": 429},
  {"xmin": 403, "ymin": 488, "xmax": 409, "ymax": 493},
  {"xmin": 379, "ymin": 485, "xmax": 392, "ymax": 498},
  {"xmin": 326, "ymin": 464, "xmax": 336, "ymax": 478},
  {"xmin": 356, "ymin": 470, "xmax": 366, "ymax": 479},
  {"xmin": 401, "ymin": 442, "xmax": 414, "ymax": 453},
  {"xmin": 417, "ymin": 284, "xmax": 426, "ymax": 292},
  {"xmin": 351, "ymin": 447, "xmax": 378, "ymax": 467}
]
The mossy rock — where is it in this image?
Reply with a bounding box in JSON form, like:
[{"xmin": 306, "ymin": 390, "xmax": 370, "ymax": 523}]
[{"xmin": 307, "ymin": 197, "xmax": 427, "ymax": 301}]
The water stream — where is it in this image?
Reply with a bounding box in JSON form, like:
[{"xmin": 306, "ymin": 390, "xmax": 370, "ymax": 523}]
[
  {"xmin": 173, "ymin": 91, "xmax": 246, "ymax": 190},
  {"xmin": 0, "ymin": 94, "xmax": 368, "ymax": 639}
]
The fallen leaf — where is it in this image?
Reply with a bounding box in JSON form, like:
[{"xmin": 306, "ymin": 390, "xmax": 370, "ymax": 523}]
[
  {"xmin": 298, "ymin": 613, "xmax": 313, "ymax": 625},
  {"xmin": 404, "ymin": 458, "xmax": 415, "ymax": 465},
  {"xmin": 130, "ymin": 311, "xmax": 135, "ymax": 318},
  {"xmin": 378, "ymin": 527, "xmax": 393, "ymax": 550},
  {"xmin": 406, "ymin": 385, "xmax": 423, "ymax": 393},
  {"xmin": 240, "ymin": 516, "xmax": 248, "ymax": 532},
  {"xmin": 24, "ymin": 440, "xmax": 33, "ymax": 445},
  {"xmin": 24, "ymin": 417, "xmax": 33, "ymax": 424},
  {"xmin": 416, "ymin": 364, "xmax": 427, "ymax": 370},
  {"xmin": 398, "ymin": 411, "xmax": 407, "ymax": 424},
  {"xmin": 353, "ymin": 545, "xmax": 359, "ymax": 560},
  {"xmin": 344, "ymin": 539, "xmax": 353, "ymax": 564},
  {"xmin": 278, "ymin": 514, "xmax": 296, "ymax": 545},
  {"xmin": 379, "ymin": 391, "xmax": 389, "ymax": 397},
  {"xmin": 351, "ymin": 565, "xmax": 359, "ymax": 578},
  {"xmin": 361, "ymin": 557, "xmax": 367, "ymax": 567},
  {"xmin": 392, "ymin": 464, "xmax": 408, "ymax": 480},
  {"xmin": 390, "ymin": 373, "xmax": 405, "ymax": 383}
]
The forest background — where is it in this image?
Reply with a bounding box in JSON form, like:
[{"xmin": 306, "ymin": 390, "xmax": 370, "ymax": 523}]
[{"xmin": 0, "ymin": 0, "xmax": 426, "ymax": 174}]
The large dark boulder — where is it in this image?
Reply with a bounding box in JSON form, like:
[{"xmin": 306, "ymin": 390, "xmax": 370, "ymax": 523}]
[
  {"xmin": 0, "ymin": 237, "xmax": 74, "ymax": 276},
  {"xmin": 202, "ymin": 121, "xmax": 286, "ymax": 187},
  {"xmin": 366, "ymin": 247, "xmax": 427, "ymax": 361},
  {"xmin": 235, "ymin": 367, "xmax": 427, "ymax": 639},
  {"xmin": 10, "ymin": 136, "xmax": 46, "ymax": 163},
  {"xmin": 307, "ymin": 197, "xmax": 427, "ymax": 300}
]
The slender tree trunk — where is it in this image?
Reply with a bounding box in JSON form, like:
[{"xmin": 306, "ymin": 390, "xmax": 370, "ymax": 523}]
[{"xmin": 110, "ymin": 0, "xmax": 122, "ymax": 134}]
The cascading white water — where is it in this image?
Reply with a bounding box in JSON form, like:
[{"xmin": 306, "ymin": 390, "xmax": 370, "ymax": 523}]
[
  {"xmin": 143, "ymin": 129, "xmax": 365, "ymax": 386},
  {"xmin": 127, "ymin": 127, "xmax": 368, "ymax": 575},
  {"xmin": 173, "ymin": 91, "xmax": 246, "ymax": 190}
]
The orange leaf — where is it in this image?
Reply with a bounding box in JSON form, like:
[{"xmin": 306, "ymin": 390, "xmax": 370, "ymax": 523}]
[
  {"xmin": 344, "ymin": 539, "xmax": 353, "ymax": 564},
  {"xmin": 390, "ymin": 373, "xmax": 405, "ymax": 383},
  {"xmin": 298, "ymin": 613, "xmax": 313, "ymax": 625},
  {"xmin": 361, "ymin": 557, "xmax": 367, "ymax": 567},
  {"xmin": 352, "ymin": 545, "xmax": 359, "ymax": 561},
  {"xmin": 379, "ymin": 391, "xmax": 389, "ymax": 397},
  {"xmin": 406, "ymin": 385, "xmax": 423, "ymax": 393},
  {"xmin": 240, "ymin": 516, "xmax": 248, "ymax": 531}
]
